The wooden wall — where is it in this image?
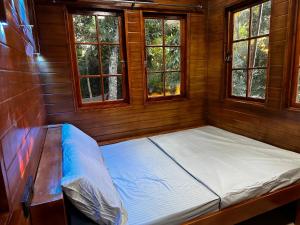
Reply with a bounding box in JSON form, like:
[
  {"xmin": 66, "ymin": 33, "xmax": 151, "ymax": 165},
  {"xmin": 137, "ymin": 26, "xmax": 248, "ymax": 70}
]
[
  {"xmin": 207, "ymin": 0, "xmax": 300, "ymax": 152},
  {"xmin": 35, "ymin": 0, "xmax": 207, "ymax": 143},
  {"xmin": 0, "ymin": 0, "xmax": 46, "ymax": 224}
]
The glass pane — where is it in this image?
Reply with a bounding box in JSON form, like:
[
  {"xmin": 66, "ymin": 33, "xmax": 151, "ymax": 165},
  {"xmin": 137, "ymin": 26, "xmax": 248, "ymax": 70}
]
[
  {"xmin": 249, "ymin": 37, "xmax": 269, "ymax": 68},
  {"xmin": 146, "ymin": 47, "xmax": 163, "ymax": 71},
  {"xmin": 251, "ymin": 1, "xmax": 271, "ymax": 37},
  {"xmin": 98, "ymin": 16, "xmax": 119, "ymax": 43},
  {"xmin": 232, "ymin": 41, "xmax": 248, "ymax": 69},
  {"xmin": 76, "ymin": 44, "xmax": 99, "ymax": 75},
  {"xmin": 145, "ymin": 19, "xmax": 163, "ymax": 45},
  {"xmin": 233, "ymin": 8, "xmax": 250, "ymax": 40},
  {"xmin": 165, "ymin": 20, "xmax": 180, "ymax": 46},
  {"xmin": 165, "ymin": 72, "xmax": 181, "ymax": 96},
  {"xmin": 147, "ymin": 73, "xmax": 164, "ymax": 97},
  {"xmin": 232, "ymin": 70, "xmax": 247, "ymax": 97},
  {"xmin": 249, "ymin": 69, "xmax": 267, "ymax": 99},
  {"xmin": 101, "ymin": 45, "xmax": 122, "ymax": 74},
  {"xmin": 166, "ymin": 47, "xmax": 180, "ymax": 71},
  {"xmin": 297, "ymin": 69, "xmax": 300, "ymax": 103},
  {"xmin": 73, "ymin": 15, "xmax": 97, "ymax": 43},
  {"xmin": 103, "ymin": 76, "xmax": 123, "ymax": 100},
  {"xmin": 80, "ymin": 77, "xmax": 102, "ymax": 103}
]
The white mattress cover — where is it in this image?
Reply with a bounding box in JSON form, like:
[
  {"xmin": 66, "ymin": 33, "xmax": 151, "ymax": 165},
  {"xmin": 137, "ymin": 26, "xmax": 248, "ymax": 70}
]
[
  {"xmin": 150, "ymin": 126, "xmax": 300, "ymax": 209},
  {"xmin": 101, "ymin": 138, "xmax": 219, "ymax": 225}
]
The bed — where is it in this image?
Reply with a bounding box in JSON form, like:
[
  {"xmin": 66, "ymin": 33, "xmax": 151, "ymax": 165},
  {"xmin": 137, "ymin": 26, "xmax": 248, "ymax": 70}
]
[
  {"xmin": 29, "ymin": 125, "xmax": 300, "ymax": 225},
  {"xmin": 149, "ymin": 126, "xmax": 300, "ymax": 209},
  {"xmin": 100, "ymin": 138, "xmax": 219, "ymax": 225}
]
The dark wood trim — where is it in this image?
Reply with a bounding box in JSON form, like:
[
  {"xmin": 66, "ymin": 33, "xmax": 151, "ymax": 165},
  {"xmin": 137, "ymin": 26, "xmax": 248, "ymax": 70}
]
[
  {"xmin": 225, "ymin": 0, "xmax": 270, "ymax": 14},
  {"xmin": 290, "ymin": 0, "xmax": 300, "ymax": 108},
  {"xmin": 30, "ymin": 126, "xmax": 68, "ymax": 225},
  {"xmin": 51, "ymin": 0, "xmax": 204, "ymax": 13},
  {"xmin": 123, "ymin": 9, "xmax": 132, "ymax": 105},
  {"xmin": 183, "ymin": 182, "xmax": 300, "ymax": 225}
]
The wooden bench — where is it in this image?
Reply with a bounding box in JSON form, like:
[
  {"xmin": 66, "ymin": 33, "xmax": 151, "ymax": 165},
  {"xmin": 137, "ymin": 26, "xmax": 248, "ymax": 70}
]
[
  {"xmin": 30, "ymin": 125, "xmax": 68, "ymax": 225},
  {"xmin": 29, "ymin": 125, "xmax": 300, "ymax": 225}
]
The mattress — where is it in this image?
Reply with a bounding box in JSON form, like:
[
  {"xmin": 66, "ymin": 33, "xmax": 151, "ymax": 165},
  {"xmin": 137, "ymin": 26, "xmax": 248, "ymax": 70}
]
[
  {"xmin": 101, "ymin": 138, "xmax": 220, "ymax": 225},
  {"xmin": 149, "ymin": 126, "xmax": 300, "ymax": 209}
]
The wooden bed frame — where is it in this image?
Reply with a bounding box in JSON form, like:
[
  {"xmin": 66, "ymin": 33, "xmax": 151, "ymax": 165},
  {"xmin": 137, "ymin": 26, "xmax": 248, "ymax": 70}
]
[{"xmin": 30, "ymin": 126, "xmax": 300, "ymax": 225}]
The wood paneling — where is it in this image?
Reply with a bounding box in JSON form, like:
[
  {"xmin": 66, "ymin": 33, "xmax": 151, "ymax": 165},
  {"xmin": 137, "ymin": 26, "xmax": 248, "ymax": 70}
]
[
  {"xmin": 36, "ymin": 1, "xmax": 207, "ymax": 143},
  {"xmin": 0, "ymin": 0, "xmax": 46, "ymax": 224},
  {"xmin": 207, "ymin": 0, "xmax": 300, "ymax": 153}
]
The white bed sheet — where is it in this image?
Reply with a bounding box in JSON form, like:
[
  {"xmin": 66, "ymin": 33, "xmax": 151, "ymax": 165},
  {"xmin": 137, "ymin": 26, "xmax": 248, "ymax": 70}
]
[
  {"xmin": 150, "ymin": 126, "xmax": 300, "ymax": 209},
  {"xmin": 101, "ymin": 138, "xmax": 219, "ymax": 225}
]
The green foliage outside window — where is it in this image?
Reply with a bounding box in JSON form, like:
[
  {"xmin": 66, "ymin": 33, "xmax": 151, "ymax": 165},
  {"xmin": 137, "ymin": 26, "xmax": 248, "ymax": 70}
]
[
  {"xmin": 145, "ymin": 17, "xmax": 182, "ymax": 98},
  {"xmin": 73, "ymin": 14, "xmax": 124, "ymax": 103},
  {"xmin": 231, "ymin": 1, "xmax": 271, "ymax": 100}
]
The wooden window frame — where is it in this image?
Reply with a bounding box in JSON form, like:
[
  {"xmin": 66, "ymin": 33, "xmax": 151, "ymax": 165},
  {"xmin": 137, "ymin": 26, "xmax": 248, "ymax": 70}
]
[
  {"xmin": 291, "ymin": 0, "xmax": 300, "ymax": 108},
  {"xmin": 225, "ymin": 0, "xmax": 271, "ymax": 103},
  {"xmin": 68, "ymin": 10, "xmax": 129, "ymax": 109},
  {"xmin": 143, "ymin": 13, "xmax": 187, "ymax": 102}
]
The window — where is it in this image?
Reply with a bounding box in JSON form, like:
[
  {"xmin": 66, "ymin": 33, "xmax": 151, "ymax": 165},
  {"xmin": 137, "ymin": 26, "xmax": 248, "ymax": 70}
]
[
  {"xmin": 226, "ymin": 1, "xmax": 271, "ymax": 101},
  {"xmin": 144, "ymin": 14, "xmax": 186, "ymax": 100},
  {"xmin": 70, "ymin": 12, "xmax": 127, "ymax": 107},
  {"xmin": 292, "ymin": 2, "xmax": 300, "ymax": 107}
]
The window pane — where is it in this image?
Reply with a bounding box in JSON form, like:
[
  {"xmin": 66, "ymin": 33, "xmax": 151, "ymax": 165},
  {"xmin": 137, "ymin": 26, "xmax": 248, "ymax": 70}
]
[
  {"xmin": 98, "ymin": 16, "xmax": 119, "ymax": 43},
  {"xmin": 249, "ymin": 37, "xmax": 269, "ymax": 68},
  {"xmin": 249, "ymin": 69, "xmax": 266, "ymax": 99},
  {"xmin": 73, "ymin": 15, "xmax": 97, "ymax": 43},
  {"xmin": 297, "ymin": 69, "xmax": 300, "ymax": 103},
  {"xmin": 146, "ymin": 47, "xmax": 163, "ymax": 71},
  {"xmin": 233, "ymin": 9, "xmax": 250, "ymax": 40},
  {"xmin": 251, "ymin": 1, "xmax": 271, "ymax": 37},
  {"xmin": 76, "ymin": 44, "xmax": 100, "ymax": 75},
  {"xmin": 145, "ymin": 19, "xmax": 163, "ymax": 45},
  {"xmin": 103, "ymin": 76, "xmax": 123, "ymax": 100},
  {"xmin": 101, "ymin": 45, "xmax": 121, "ymax": 74},
  {"xmin": 148, "ymin": 73, "xmax": 164, "ymax": 97},
  {"xmin": 80, "ymin": 77, "xmax": 102, "ymax": 103},
  {"xmin": 232, "ymin": 70, "xmax": 247, "ymax": 97},
  {"xmin": 232, "ymin": 41, "xmax": 248, "ymax": 69},
  {"xmin": 165, "ymin": 72, "xmax": 181, "ymax": 96},
  {"xmin": 166, "ymin": 47, "xmax": 180, "ymax": 71},
  {"xmin": 165, "ymin": 20, "xmax": 180, "ymax": 46}
]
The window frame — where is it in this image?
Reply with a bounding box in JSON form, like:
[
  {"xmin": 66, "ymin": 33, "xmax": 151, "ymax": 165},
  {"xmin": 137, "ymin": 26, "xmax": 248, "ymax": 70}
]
[
  {"xmin": 68, "ymin": 10, "xmax": 129, "ymax": 109},
  {"xmin": 143, "ymin": 13, "xmax": 187, "ymax": 102},
  {"xmin": 225, "ymin": 0, "xmax": 271, "ymax": 103},
  {"xmin": 291, "ymin": 0, "xmax": 300, "ymax": 108}
]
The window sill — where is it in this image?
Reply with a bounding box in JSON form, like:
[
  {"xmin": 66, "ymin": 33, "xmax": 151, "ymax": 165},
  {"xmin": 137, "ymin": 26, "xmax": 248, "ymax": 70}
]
[
  {"xmin": 223, "ymin": 97, "xmax": 266, "ymax": 109},
  {"xmin": 76, "ymin": 101, "xmax": 131, "ymax": 112},
  {"xmin": 144, "ymin": 95, "xmax": 188, "ymax": 105},
  {"xmin": 286, "ymin": 106, "xmax": 300, "ymax": 113}
]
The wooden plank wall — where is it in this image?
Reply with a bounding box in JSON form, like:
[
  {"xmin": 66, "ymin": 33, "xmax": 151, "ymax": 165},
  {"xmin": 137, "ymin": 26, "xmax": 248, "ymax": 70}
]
[
  {"xmin": 35, "ymin": 0, "xmax": 207, "ymax": 143},
  {"xmin": 207, "ymin": 0, "xmax": 300, "ymax": 152},
  {"xmin": 0, "ymin": 0, "xmax": 46, "ymax": 224}
]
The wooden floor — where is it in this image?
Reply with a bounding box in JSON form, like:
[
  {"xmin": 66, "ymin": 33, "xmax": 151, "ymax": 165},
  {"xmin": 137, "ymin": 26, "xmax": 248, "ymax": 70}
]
[{"xmin": 237, "ymin": 203, "xmax": 296, "ymax": 225}]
